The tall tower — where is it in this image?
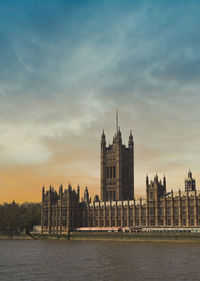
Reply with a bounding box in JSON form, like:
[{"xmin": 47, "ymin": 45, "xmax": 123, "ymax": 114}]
[{"xmin": 100, "ymin": 114, "xmax": 134, "ymax": 201}]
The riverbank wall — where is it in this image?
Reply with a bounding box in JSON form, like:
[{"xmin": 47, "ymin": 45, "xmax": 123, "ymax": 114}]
[
  {"xmin": 69, "ymin": 231, "xmax": 200, "ymax": 242},
  {"xmin": 2, "ymin": 232, "xmax": 200, "ymax": 242}
]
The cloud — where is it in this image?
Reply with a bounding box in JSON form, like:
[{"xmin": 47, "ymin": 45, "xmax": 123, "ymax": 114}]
[{"xmin": 0, "ymin": 0, "xmax": 200, "ymax": 201}]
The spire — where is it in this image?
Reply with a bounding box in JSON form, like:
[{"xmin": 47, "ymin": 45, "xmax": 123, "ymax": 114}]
[
  {"xmin": 59, "ymin": 184, "xmax": 63, "ymax": 194},
  {"xmin": 188, "ymin": 169, "xmax": 192, "ymax": 178},
  {"xmin": 84, "ymin": 186, "xmax": 89, "ymax": 203},
  {"xmin": 146, "ymin": 174, "xmax": 149, "ymax": 186},
  {"xmin": 163, "ymin": 174, "xmax": 166, "ymax": 188},
  {"xmin": 129, "ymin": 130, "xmax": 133, "ymax": 147},
  {"xmin": 68, "ymin": 183, "xmax": 72, "ymax": 191},
  {"xmin": 77, "ymin": 184, "xmax": 80, "ymax": 201},
  {"xmin": 101, "ymin": 129, "xmax": 106, "ymax": 146},
  {"xmin": 116, "ymin": 108, "xmax": 119, "ymax": 132}
]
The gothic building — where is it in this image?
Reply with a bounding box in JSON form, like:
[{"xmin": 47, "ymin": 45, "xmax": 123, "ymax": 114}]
[
  {"xmin": 41, "ymin": 122, "xmax": 200, "ymax": 234},
  {"xmin": 100, "ymin": 127, "xmax": 134, "ymax": 201}
]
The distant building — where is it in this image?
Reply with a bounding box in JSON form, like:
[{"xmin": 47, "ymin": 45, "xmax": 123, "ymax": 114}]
[{"xmin": 41, "ymin": 118, "xmax": 200, "ymax": 234}]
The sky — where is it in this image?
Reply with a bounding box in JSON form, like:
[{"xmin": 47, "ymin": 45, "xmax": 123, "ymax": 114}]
[{"xmin": 0, "ymin": 0, "xmax": 200, "ymax": 202}]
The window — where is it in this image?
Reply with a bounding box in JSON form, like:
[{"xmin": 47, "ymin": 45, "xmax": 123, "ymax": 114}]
[
  {"xmin": 150, "ymin": 219, "xmax": 155, "ymax": 226},
  {"xmin": 182, "ymin": 207, "xmax": 186, "ymax": 215},
  {"xmin": 110, "ymin": 191, "xmax": 113, "ymax": 201},
  {"xmin": 189, "ymin": 207, "xmax": 194, "ymax": 215},
  {"xmin": 106, "ymin": 167, "xmax": 109, "ymax": 178},
  {"xmin": 110, "ymin": 167, "xmax": 112, "ymax": 178},
  {"xmin": 167, "ymin": 207, "xmax": 171, "ymax": 215},
  {"xmin": 122, "ymin": 167, "xmax": 129, "ymax": 182},
  {"xmin": 158, "ymin": 208, "xmax": 163, "ymax": 216},
  {"xmin": 113, "ymin": 166, "xmax": 116, "ymax": 178},
  {"xmin": 113, "ymin": 191, "xmax": 116, "ymax": 201},
  {"xmin": 174, "ymin": 207, "xmax": 179, "ymax": 216},
  {"xmin": 167, "ymin": 219, "xmax": 171, "ymax": 226}
]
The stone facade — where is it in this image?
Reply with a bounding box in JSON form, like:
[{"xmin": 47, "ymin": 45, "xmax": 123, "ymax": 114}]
[
  {"xmin": 41, "ymin": 126, "xmax": 200, "ymax": 234},
  {"xmin": 41, "ymin": 184, "xmax": 81, "ymax": 233},
  {"xmin": 100, "ymin": 128, "xmax": 134, "ymax": 201}
]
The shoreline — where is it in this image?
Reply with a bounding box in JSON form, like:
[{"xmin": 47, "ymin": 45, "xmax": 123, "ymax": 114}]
[{"xmin": 2, "ymin": 232, "xmax": 200, "ymax": 243}]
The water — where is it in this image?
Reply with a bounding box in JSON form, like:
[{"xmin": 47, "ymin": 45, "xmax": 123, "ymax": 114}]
[{"xmin": 0, "ymin": 240, "xmax": 200, "ymax": 281}]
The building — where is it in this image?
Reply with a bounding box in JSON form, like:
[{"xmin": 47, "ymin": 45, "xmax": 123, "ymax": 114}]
[
  {"xmin": 101, "ymin": 127, "xmax": 134, "ymax": 201},
  {"xmin": 41, "ymin": 121, "xmax": 200, "ymax": 234},
  {"xmin": 185, "ymin": 170, "xmax": 196, "ymax": 192}
]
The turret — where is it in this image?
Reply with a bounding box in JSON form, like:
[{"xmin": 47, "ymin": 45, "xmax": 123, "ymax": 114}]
[
  {"xmin": 59, "ymin": 184, "xmax": 63, "ymax": 194},
  {"xmin": 185, "ymin": 170, "xmax": 196, "ymax": 192},
  {"xmin": 154, "ymin": 174, "xmax": 158, "ymax": 183},
  {"xmin": 163, "ymin": 175, "xmax": 166, "ymax": 189},
  {"xmin": 116, "ymin": 127, "xmax": 122, "ymax": 144},
  {"xmin": 146, "ymin": 175, "xmax": 149, "ymax": 190},
  {"xmin": 146, "ymin": 174, "xmax": 166, "ymax": 202},
  {"xmin": 93, "ymin": 194, "xmax": 100, "ymax": 202},
  {"xmin": 128, "ymin": 130, "xmax": 134, "ymax": 148},
  {"xmin": 84, "ymin": 186, "xmax": 89, "ymax": 204},
  {"xmin": 77, "ymin": 184, "xmax": 80, "ymax": 201},
  {"xmin": 101, "ymin": 130, "xmax": 106, "ymax": 146},
  {"xmin": 68, "ymin": 184, "xmax": 72, "ymax": 192}
]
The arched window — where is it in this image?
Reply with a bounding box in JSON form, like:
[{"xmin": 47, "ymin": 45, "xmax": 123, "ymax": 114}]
[
  {"xmin": 113, "ymin": 191, "xmax": 116, "ymax": 201},
  {"xmin": 106, "ymin": 167, "xmax": 109, "ymax": 178},
  {"xmin": 113, "ymin": 166, "xmax": 116, "ymax": 178},
  {"xmin": 110, "ymin": 166, "xmax": 112, "ymax": 178}
]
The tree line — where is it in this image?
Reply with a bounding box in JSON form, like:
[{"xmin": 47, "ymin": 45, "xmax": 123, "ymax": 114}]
[{"xmin": 0, "ymin": 201, "xmax": 41, "ymax": 234}]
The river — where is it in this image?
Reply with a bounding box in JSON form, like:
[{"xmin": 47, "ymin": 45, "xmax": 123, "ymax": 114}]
[{"xmin": 0, "ymin": 240, "xmax": 200, "ymax": 281}]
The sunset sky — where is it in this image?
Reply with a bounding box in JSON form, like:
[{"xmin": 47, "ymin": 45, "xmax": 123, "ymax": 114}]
[{"xmin": 0, "ymin": 0, "xmax": 200, "ymax": 202}]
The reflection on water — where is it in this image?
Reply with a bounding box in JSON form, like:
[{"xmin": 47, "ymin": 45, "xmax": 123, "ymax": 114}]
[{"xmin": 0, "ymin": 240, "xmax": 200, "ymax": 281}]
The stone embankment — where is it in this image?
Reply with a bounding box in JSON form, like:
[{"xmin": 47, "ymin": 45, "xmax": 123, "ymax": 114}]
[{"xmin": 2, "ymin": 231, "xmax": 200, "ymax": 242}]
